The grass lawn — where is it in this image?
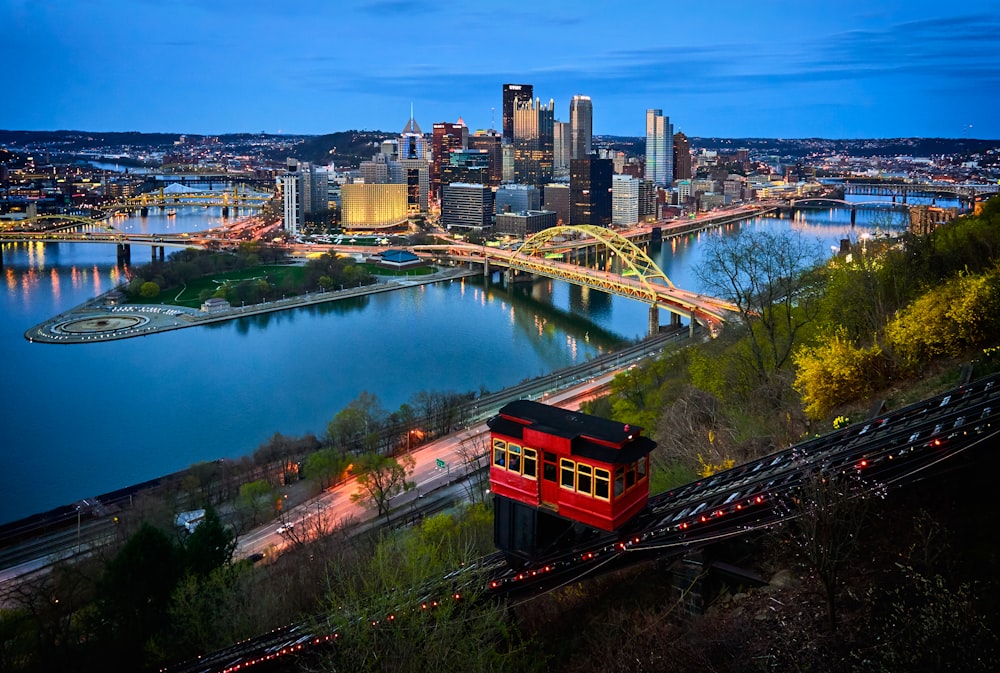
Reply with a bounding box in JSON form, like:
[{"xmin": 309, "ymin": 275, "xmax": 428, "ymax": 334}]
[{"xmin": 132, "ymin": 265, "xmax": 307, "ymax": 308}]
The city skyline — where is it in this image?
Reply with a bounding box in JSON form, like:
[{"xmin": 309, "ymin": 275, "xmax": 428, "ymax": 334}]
[{"xmin": 4, "ymin": 1, "xmax": 1000, "ymax": 139}]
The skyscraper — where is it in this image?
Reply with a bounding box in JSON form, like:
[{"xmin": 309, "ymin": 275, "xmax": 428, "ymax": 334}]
[
  {"xmin": 570, "ymin": 95, "xmax": 593, "ymax": 160},
  {"xmin": 570, "ymin": 156, "xmax": 612, "ymax": 226},
  {"xmin": 502, "ymin": 83, "xmax": 533, "ymax": 142},
  {"xmin": 513, "ymin": 97, "xmax": 554, "ymax": 186},
  {"xmin": 553, "ymin": 120, "xmax": 571, "ymax": 171},
  {"xmin": 468, "ymin": 129, "xmax": 503, "ymax": 186},
  {"xmin": 431, "ymin": 119, "xmax": 467, "ymax": 200},
  {"xmin": 673, "ymin": 131, "xmax": 692, "ymax": 180},
  {"xmin": 400, "ymin": 109, "xmax": 426, "ymax": 160},
  {"xmin": 645, "ymin": 109, "xmax": 674, "ymax": 186}
]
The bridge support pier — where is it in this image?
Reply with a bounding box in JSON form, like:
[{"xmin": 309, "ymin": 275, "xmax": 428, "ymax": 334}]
[
  {"xmin": 648, "ymin": 305, "xmax": 659, "ymax": 337},
  {"xmin": 140, "ymin": 206, "xmax": 148, "ymax": 217},
  {"xmin": 116, "ymin": 243, "xmax": 131, "ymax": 267},
  {"xmin": 483, "ymin": 258, "xmax": 489, "ymax": 278},
  {"xmin": 222, "ymin": 206, "xmax": 229, "ymax": 218},
  {"xmin": 670, "ymin": 311, "xmax": 681, "ymax": 327},
  {"xmin": 0, "ymin": 245, "xmax": 3, "ymax": 269},
  {"xmin": 850, "ymin": 208, "xmax": 856, "ymax": 225},
  {"xmin": 160, "ymin": 246, "xmax": 165, "ymax": 262}
]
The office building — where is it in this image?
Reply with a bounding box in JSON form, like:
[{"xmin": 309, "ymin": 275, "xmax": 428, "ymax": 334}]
[
  {"xmin": 431, "ymin": 119, "xmax": 468, "ymax": 200},
  {"xmin": 570, "ymin": 95, "xmax": 593, "ymax": 160},
  {"xmin": 468, "ymin": 129, "xmax": 503, "ymax": 186},
  {"xmin": 281, "ymin": 158, "xmax": 328, "ymax": 235},
  {"xmin": 502, "ymin": 83, "xmax": 533, "ymax": 142},
  {"xmin": 645, "ymin": 109, "xmax": 673, "ymax": 186},
  {"xmin": 612, "ymin": 174, "xmax": 639, "ymax": 226},
  {"xmin": 673, "ymin": 131, "xmax": 692, "ymax": 180},
  {"xmin": 360, "ymin": 153, "xmax": 392, "ymax": 184},
  {"xmin": 340, "ymin": 183, "xmax": 408, "ymax": 229},
  {"xmin": 553, "ymin": 121, "xmax": 571, "ymax": 171},
  {"xmin": 280, "ymin": 169, "xmax": 300, "ymax": 235},
  {"xmin": 543, "ymin": 183, "xmax": 570, "ymax": 226},
  {"xmin": 496, "ymin": 184, "xmax": 540, "ymax": 214},
  {"xmin": 638, "ymin": 179, "xmax": 658, "ymax": 220},
  {"xmin": 400, "ymin": 111, "xmax": 426, "ymax": 161},
  {"xmin": 513, "ymin": 97, "xmax": 554, "ymax": 186},
  {"xmin": 399, "ymin": 158, "xmax": 429, "ymax": 213},
  {"xmin": 570, "ymin": 157, "xmax": 612, "ymax": 226},
  {"xmin": 441, "ymin": 183, "xmax": 493, "ymax": 231},
  {"xmin": 495, "ymin": 209, "xmax": 557, "ymax": 238},
  {"xmin": 441, "ymin": 149, "xmax": 491, "ymax": 188}
]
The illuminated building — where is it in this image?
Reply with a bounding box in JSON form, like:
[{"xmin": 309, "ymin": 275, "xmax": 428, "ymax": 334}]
[
  {"xmin": 612, "ymin": 174, "xmax": 639, "ymax": 225},
  {"xmin": 468, "ymin": 129, "xmax": 503, "ymax": 186},
  {"xmin": 399, "ymin": 110, "xmax": 426, "ymax": 160},
  {"xmin": 645, "ymin": 109, "xmax": 673, "ymax": 186},
  {"xmin": 513, "ymin": 97, "xmax": 554, "ymax": 186},
  {"xmin": 502, "ymin": 83, "xmax": 533, "ymax": 142},
  {"xmin": 340, "ymin": 183, "xmax": 408, "ymax": 229},
  {"xmin": 431, "ymin": 119, "xmax": 468, "ymax": 200},
  {"xmin": 570, "ymin": 95, "xmax": 593, "ymax": 161},
  {"xmin": 570, "ymin": 156, "xmax": 612, "ymax": 226},
  {"xmin": 441, "ymin": 183, "xmax": 493, "ymax": 231},
  {"xmin": 441, "ymin": 149, "xmax": 491, "ymax": 189}
]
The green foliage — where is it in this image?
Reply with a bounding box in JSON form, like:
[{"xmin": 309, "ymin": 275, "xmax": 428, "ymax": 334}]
[
  {"xmin": 139, "ymin": 280, "xmax": 160, "ymax": 298},
  {"xmin": 350, "ymin": 452, "xmax": 416, "ymax": 522},
  {"xmin": 793, "ymin": 330, "xmax": 890, "ymax": 419},
  {"xmin": 303, "ymin": 447, "xmax": 350, "ymax": 489},
  {"xmin": 237, "ymin": 479, "xmax": 275, "ymax": 526},
  {"xmin": 184, "ymin": 507, "xmax": 236, "ymax": 577}
]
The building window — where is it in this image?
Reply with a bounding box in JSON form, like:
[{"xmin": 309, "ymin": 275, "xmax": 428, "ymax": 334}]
[
  {"xmin": 493, "ymin": 439, "xmax": 506, "ymax": 467},
  {"xmin": 560, "ymin": 458, "xmax": 575, "ymax": 489},
  {"xmin": 594, "ymin": 468, "xmax": 610, "ymax": 500},
  {"xmin": 508, "ymin": 444, "xmax": 521, "ymax": 472},
  {"xmin": 523, "ymin": 448, "xmax": 537, "ymax": 479}
]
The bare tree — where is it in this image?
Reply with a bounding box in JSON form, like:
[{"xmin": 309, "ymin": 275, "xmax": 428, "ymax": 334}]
[
  {"xmin": 455, "ymin": 432, "xmax": 491, "ymax": 506},
  {"xmin": 696, "ymin": 228, "xmax": 823, "ymax": 384}
]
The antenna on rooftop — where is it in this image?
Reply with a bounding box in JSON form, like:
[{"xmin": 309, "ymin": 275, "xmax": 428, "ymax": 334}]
[{"xmin": 491, "ymin": 107, "xmax": 495, "ymax": 131}]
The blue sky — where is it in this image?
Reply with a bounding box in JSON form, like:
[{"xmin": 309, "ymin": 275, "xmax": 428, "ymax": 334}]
[{"xmin": 4, "ymin": 0, "xmax": 999, "ymax": 138}]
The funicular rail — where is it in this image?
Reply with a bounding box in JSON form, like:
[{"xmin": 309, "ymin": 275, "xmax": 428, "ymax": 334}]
[{"xmin": 166, "ymin": 372, "xmax": 1000, "ymax": 673}]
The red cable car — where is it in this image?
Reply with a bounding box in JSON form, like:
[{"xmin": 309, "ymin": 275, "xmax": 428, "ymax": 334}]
[{"xmin": 489, "ymin": 400, "xmax": 656, "ymax": 563}]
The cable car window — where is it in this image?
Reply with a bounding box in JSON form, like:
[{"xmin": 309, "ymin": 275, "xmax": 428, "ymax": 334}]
[
  {"xmin": 508, "ymin": 444, "xmax": 521, "ymax": 472},
  {"xmin": 577, "ymin": 464, "xmax": 593, "ymax": 495},
  {"xmin": 522, "ymin": 448, "xmax": 537, "ymax": 479},
  {"xmin": 594, "ymin": 468, "xmax": 610, "ymax": 500},
  {"xmin": 614, "ymin": 466, "xmax": 625, "ymax": 496},
  {"xmin": 638, "ymin": 457, "xmax": 647, "ymax": 479},
  {"xmin": 625, "ymin": 463, "xmax": 636, "ymax": 489},
  {"xmin": 493, "ymin": 439, "xmax": 506, "ymax": 467},
  {"xmin": 560, "ymin": 459, "xmax": 575, "ymax": 489},
  {"xmin": 543, "ymin": 452, "xmax": 557, "ymax": 482}
]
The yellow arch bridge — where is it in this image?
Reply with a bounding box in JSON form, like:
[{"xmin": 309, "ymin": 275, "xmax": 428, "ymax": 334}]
[
  {"xmin": 420, "ymin": 225, "xmax": 738, "ymax": 336},
  {"xmin": 126, "ymin": 185, "xmax": 273, "ymax": 212}
]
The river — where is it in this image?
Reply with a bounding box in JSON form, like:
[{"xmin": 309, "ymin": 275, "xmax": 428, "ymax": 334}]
[{"xmin": 0, "ymin": 194, "xmax": 948, "ymax": 524}]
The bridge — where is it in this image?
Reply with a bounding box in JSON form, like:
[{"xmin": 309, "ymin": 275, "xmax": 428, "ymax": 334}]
[
  {"xmin": 417, "ymin": 224, "xmax": 739, "ymax": 336},
  {"xmin": 842, "ymin": 180, "xmax": 999, "ymax": 198},
  {"xmin": 125, "ymin": 184, "xmax": 273, "ymax": 215}
]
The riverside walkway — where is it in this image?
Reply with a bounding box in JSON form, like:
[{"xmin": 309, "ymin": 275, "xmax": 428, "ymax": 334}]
[{"xmin": 24, "ymin": 266, "xmax": 478, "ymax": 344}]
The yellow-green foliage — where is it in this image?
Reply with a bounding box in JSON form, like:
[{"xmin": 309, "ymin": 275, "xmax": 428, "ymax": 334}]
[
  {"xmin": 793, "ymin": 330, "xmax": 887, "ymax": 419},
  {"xmin": 696, "ymin": 454, "xmax": 736, "ymax": 478},
  {"xmin": 885, "ymin": 270, "xmax": 1000, "ymax": 370}
]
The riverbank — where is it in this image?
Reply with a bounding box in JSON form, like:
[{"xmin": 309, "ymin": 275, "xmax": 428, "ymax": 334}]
[{"xmin": 24, "ymin": 265, "xmax": 479, "ymax": 344}]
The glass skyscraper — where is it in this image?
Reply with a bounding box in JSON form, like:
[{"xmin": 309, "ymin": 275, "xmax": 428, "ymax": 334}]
[
  {"xmin": 645, "ymin": 109, "xmax": 674, "ymax": 186},
  {"xmin": 570, "ymin": 95, "xmax": 593, "ymax": 160}
]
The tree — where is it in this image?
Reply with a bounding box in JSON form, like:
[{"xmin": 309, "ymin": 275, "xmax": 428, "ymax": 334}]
[
  {"xmin": 303, "ymin": 447, "xmax": 350, "ymax": 490},
  {"xmin": 695, "ymin": 229, "xmax": 823, "ymax": 385},
  {"xmin": 184, "ymin": 507, "xmax": 236, "ymax": 577},
  {"xmin": 793, "ymin": 330, "xmax": 890, "ymax": 419},
  {"xmin": 139, "ymin": 280, "xmax": 160, "ymax": 298},
  {"xmin": 350, "ymin": 452, "xmax": 416, "ymax": 523},
  {"xmin": 455, "ymin": 433, "xmax": 490, "ymax": 506},
  {"xmin": 237, "ymin": 479, "xmax": 275, "ymax": 527}
]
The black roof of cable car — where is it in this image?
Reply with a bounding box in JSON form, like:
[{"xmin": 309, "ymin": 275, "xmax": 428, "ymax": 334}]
[{"xmin": 489, "ymin": 400, "xmax": 656, "ymax": 464}]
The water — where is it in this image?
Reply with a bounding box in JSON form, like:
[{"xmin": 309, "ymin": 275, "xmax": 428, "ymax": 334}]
[{"xmin": 0, "ymin": 198, "xmax": 951, "ymax": 524}]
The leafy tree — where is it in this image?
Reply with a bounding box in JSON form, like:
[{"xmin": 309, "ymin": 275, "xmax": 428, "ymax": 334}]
[
  {"xmin": 327, "ymin": 391, "xmax": 386, "ymax": 453},
  {"xmin": 237, "ymin": 479, "xmax": 275, "ymax": 527},
  {"xmin": 793, "ymin": 330, "xmax": 890, "ymax": 419},
  {"xmin": 139, "ymin": 280, "xmax": 160, "ymax": 298},
  {"xmin": 350, "ymin": 452, "xmax": 416, "ymax": 523},
  {"xmin": 96, "ymin": 523, "xmax": 183, "ymax": 667},
  {"xmin": 184, "ymin": 507, "xmax": 236, "ymax": 577},
  {"xmin": 303, "ymin": 447, "xmax": 350, "ymax": 489}
]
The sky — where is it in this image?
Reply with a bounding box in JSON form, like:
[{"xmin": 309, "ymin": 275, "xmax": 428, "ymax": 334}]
[{"xmin": 3, "ymin": 0, "xmax": 999, "ymax": 139}]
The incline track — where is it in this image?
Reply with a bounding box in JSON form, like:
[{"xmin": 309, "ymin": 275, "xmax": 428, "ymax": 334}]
[{"xmin": 167, "ymin": 372, "xmax": 1000, "ymax": 673}]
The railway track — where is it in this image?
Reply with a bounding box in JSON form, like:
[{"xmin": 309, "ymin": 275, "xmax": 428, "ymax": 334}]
[{"xmin": 163, "ymin": 371, "xmax": 1000, "ymax": 672}]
